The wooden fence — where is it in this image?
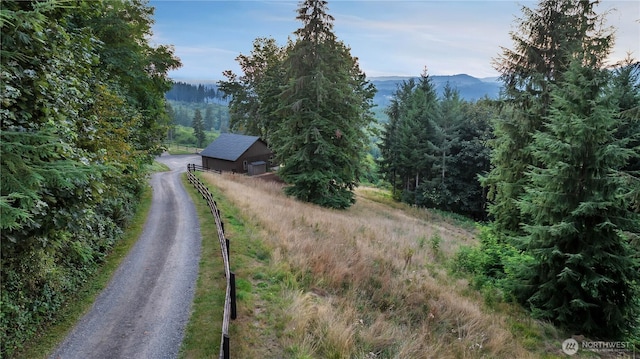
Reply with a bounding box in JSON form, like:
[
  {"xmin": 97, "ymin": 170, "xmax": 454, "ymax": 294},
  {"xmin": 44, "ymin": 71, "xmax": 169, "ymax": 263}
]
[
  {"xmin": 186, "ymin": 164, "xmax": 236, "ymax": 359},
  {"xmin": 187, "ymin": 163, "xmax": 221, "ymax": 174}
]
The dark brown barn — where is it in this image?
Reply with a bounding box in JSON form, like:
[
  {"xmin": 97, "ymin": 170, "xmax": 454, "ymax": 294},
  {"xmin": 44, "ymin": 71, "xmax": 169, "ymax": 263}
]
[{"xmin": 199, "ymin": 133, "xmax": 273, "ymax": 175}]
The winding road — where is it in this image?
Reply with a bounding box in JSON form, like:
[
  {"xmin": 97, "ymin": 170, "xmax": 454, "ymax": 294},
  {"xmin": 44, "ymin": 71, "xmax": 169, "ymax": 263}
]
[{"xmin": 50, "ymin": 154, "xmax": 202, "ymax": 359}]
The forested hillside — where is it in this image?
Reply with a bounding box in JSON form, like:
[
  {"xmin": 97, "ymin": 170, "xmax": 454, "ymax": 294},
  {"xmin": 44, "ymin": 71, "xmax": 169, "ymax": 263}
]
[
  {"xmin": 164, "ymin": 82, "xmax": 226, "ymax": 104},
  {"xmin": 0, "ymin": 1, "xmax": 179, "ymax": 356},
  {"xmin": 166, "ymin": 101, "xmax": 230, "ymax": 133},
  {"xmin": 371, "ymin": 74, "xmax": 501, "ymax": 109}
]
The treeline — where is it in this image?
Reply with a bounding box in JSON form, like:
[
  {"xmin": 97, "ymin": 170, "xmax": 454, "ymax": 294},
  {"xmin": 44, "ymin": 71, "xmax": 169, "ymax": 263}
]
[
  {"xmin": 165, "ymin": 82, "xmax": 224, "ymax": 103},
  {"xmin": 166, "ymin": 101, "xmax": 230, "ymax": 131},
  {"xmin": 0, "ymin": 1, "xmax": 179, "ymax": 356},
  {"xmin": 378, "ymin": 75, "xmax": 493, "ymax": 220}
]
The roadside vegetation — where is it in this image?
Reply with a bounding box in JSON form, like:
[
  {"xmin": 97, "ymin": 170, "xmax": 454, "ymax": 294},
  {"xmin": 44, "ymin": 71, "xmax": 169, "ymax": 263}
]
[
  {"xmin": 178, "ymin": 176, "xmax": 225, "ymax": 358},
  {"xmin": 0, "ymin": 1, "xmax": 179, "ymax": 356},
  {"xmin": 12, "ymin": 183, "xmax": 155, "ymax": 358},
  {"xmin": 8, "ymin": 161, "xmax": 169, "ymax": 359}
]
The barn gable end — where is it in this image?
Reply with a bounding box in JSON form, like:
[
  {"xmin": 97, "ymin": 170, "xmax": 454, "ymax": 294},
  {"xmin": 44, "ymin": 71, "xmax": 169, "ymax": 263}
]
[{"xmin": 200, "ymin": 133, "xmax": 272, "ymax": 174}]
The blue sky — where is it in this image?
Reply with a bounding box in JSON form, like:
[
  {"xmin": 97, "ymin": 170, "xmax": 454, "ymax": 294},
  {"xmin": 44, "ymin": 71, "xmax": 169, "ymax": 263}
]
[{"xmin": 149, "ymin": 0, "xmax": 640, "ymax": 81}]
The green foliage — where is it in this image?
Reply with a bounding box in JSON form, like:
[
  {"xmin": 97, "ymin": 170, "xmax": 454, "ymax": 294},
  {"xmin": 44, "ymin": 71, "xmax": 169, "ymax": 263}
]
[
  {"xmin": 483, "ymin": 0, "xmax": 614, "ymax": 234},
  {"xmin": 0, "ymin": 0, "xmax": 179, "ymax": 355},
  {"xmin": 271, "ymin": 0, "xmax": 376, "ymax": 209},
  {"xmin": 610, "ymin": 58, "xmax": 640, "ymax": 212},
  {"xmin": 218, "ymin": 37, "xmax": 289, "ymax": 142},
  {"xmin": 167, "ymin": 100, "xmax": 229, "ymax": 131},
  {"xmin": 220, "ymin": 2, "xmax": 376, "ymax": 209},
  {"xmin": 421, "ymin": 95, "xmax": 493, "ymax": 219},
  {"xmin": 83, "ymin": 0, "xmax": 181, "ymax": 157},
  {"xmin": 167, "ymin": 125, "xmax": 217, "ymax": 148},
  {"xmin": 165, "ymin": 82, "xmax": 222, "ymax": 102},
  {"xmin": 515, "ymin": 60, "xmax": 640, "ymax": 339},
  {"xmin": 192, "ymin": 109, "xmax": 206, "ymax": 148},
  {"xmin": 477, "ymin": 0, "xmax": 639, "ymax": 340},
  {"xmin": 430, "ymin": 232, "xmax": 442, "ymax": 259},
  {"xmin": 453, "ymin": 225, "xmax": 533, "ymax": 296},
  {"xmin": 378, "ymin": 73, "xmax": 440, "ymax": 204},
  {"xmin": 377, "ymin": 74, "xmax": 493, "ymax": 219}
]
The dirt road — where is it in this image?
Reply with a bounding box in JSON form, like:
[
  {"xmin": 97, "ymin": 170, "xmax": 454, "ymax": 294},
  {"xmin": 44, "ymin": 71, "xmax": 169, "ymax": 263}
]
[{"xmin": 50, "ymin": 154, "xmax": 202, "ymax": 359}]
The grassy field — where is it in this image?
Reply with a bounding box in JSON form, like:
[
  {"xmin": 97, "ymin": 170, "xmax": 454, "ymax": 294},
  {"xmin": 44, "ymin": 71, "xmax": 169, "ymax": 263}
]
[
  {"xmin": 164, "ymin": 142, "xmax": 203, "ymax": 155},
  {"xmin": 182, "ymin": 172, "xmax": 582, "ymax": 359}
]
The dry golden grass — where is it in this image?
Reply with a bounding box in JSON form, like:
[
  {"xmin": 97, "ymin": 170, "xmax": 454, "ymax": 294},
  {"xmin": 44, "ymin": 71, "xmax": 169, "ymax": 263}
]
[{"xmin": 201, "ymin": 172, "xmax": 558, "ymax": 358}]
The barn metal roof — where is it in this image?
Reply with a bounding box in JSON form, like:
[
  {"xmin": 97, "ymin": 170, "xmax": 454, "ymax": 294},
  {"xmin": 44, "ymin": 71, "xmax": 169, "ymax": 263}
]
[{"xmin": 199, "ymin": 133, "xmax": 262, "ymax": 161}]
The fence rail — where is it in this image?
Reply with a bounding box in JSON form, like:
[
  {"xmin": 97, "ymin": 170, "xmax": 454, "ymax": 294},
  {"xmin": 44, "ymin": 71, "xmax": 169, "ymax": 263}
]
[
  {"xmin": 187, "ymin": 163, "xmax": 222, "ymax": 174},
  {"xmin": 186, "ymin": 164, "xmax": 236, "ymax": 359}
]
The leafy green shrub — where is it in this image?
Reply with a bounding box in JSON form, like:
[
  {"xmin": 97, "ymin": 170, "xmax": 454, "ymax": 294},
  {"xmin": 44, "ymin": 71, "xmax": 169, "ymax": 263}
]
[
  {"xmin": 452, "ymin": 225, "xmax": 534, "ymax": 299},
  {"xmin": 172, "ymin": 125, "xmax": 197, "ymax": 145}
]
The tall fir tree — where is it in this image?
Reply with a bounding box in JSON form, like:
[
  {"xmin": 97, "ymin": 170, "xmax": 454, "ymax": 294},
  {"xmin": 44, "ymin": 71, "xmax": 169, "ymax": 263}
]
[
  {"xmin": 192, "ymin": 109, "xmax": 206, "ymax": 148},
  {"xmin": 377, "ymin": 71, "xmax": 439, "ymax": 204},
  {"xmin": 400, "ymin": 71, "xmax": 440, "ymax": 205},
  {"xmin": 516, "ymin": 59, "xmax": 640, "ymax": 338},
  {"xmin": 271, "ymin": 0, "xmax": 375, "ymax": 209},
  {"xmin": 610, "ymin": 58, "xmax": 640, "ymax": 213},
  {"xmin": 483, "ymin": 0, "xmax": 613, "ymax": 235},
  {"xmin": 378, "ymin": 79, "xmax": 416, "ymax": 199},
  {"xmin": 423, "ymin": 83, "xmax": 464, "ymax": 209},
  {"xmin": 451, "ymin": 100, "xmax": 493, "ymax": 219}
]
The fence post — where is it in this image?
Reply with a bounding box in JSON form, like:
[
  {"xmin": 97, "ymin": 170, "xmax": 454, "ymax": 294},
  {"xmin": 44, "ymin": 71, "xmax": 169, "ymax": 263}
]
[
  {"xmin": 230, "ymin": 272, "xmax": 237, "ymax": 320},
  {"xmin": 225, "ymin": 238, "xmax": 230, "ymax": 264},
  {"xmin": 223, "ymin": 334, "xmax": 230, "ymax": 359}
]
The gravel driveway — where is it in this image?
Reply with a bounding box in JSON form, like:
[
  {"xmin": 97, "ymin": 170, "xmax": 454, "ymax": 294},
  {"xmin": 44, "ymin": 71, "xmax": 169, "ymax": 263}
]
[{"xmin": 50, "ymin": 154, "xmax": 202, "ymax": 359}]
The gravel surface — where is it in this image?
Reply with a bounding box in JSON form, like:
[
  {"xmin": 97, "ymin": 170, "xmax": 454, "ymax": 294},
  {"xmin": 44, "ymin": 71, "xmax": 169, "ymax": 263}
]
[{"xmin": 50, "ymin": 154, "xmax": 202, "ymax": 359}]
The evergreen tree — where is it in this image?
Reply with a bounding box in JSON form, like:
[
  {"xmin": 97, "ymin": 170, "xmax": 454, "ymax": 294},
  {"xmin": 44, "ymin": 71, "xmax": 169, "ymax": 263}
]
[
  {"xmin": 451, "ymin": 100, "xmax": 493, "ymax": 219},
  {"xmin": 400, "ymin": 71, "xmax": 440, "ymax": 205},
  {"xmin": 423, "ymin": 83, "xmax": 464, "ymax": 209},
  {"xmin": 204, "ymin": 105, "xmax": 215, "ymax": 131},
  {"xmin": 218, "ymin": 37, "xmax": 289, "ymax": 142},
  {"xmin": 377, "ymin": 71, "xmax": 439, "ymax": 205},
  {"xmin": 516, "ymin": 59, "xmax": 640, "ymax": 338},
  {"xmin": 610, "ymin": 58, "xmax": 640, "ymax": 213},
  {"xmin": 271, "ymin": 0, "xmax": 376, "ymax": 209},
  {"xmin": 483, "ymin": 0, "xmax": 613, "ymax": 235},
  {"xmin": 379, "ymin": 79, "xmax": 416, "ymax": 199},
  {"xmin": 192, "ymin": 109, "xmax": 206, "ymax": 148}
]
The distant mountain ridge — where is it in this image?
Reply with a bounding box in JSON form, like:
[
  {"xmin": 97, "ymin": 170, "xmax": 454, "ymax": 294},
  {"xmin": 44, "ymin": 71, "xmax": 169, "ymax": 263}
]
[
  {"xmin": 169, "ymin": 73, "xmax": 503, "ymax": 107},
  {"xmin": 370, "ymin": 74, "xmax": 502, "ymax": 108}
]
